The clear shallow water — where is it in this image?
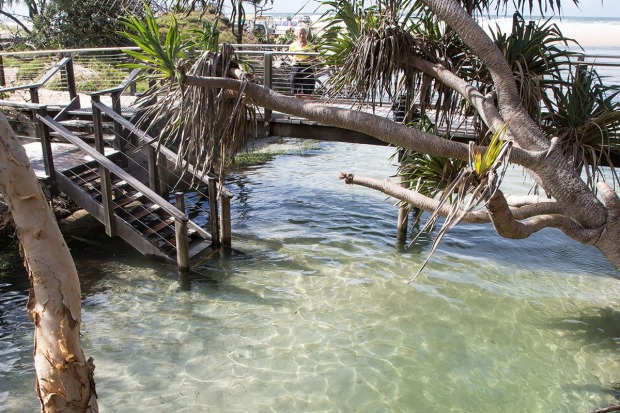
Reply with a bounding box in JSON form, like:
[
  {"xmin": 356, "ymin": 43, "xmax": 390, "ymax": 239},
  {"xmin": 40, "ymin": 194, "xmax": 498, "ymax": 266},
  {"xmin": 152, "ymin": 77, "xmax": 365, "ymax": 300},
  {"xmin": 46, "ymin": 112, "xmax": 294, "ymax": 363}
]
[{"xmin": 1, "ymin": 141, "xmax": 620, "ymax": 412}]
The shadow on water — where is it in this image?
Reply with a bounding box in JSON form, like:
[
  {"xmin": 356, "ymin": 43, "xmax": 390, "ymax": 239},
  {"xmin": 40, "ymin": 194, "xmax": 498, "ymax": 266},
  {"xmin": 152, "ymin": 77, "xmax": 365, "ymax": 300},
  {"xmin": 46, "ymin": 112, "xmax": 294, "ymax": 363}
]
[
  {"xmin": 545, "ymin": 306, "xmax": 620, "ymax": 352},
  {"xmin": 180, "ymin": 247, "xmax": 301, "ymax": 308},
  {"xmin": 544, "ymin": 306, "xmax": 620, "ymax": 403}
]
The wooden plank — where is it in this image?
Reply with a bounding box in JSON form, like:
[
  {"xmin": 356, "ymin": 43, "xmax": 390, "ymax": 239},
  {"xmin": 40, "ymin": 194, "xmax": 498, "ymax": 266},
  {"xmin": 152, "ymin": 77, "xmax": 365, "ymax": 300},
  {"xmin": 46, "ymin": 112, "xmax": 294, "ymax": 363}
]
[
  {"xmin": 174, "ymin": 192, "xmax": 190, "ymax": 271},
  {"xmin": 122, "ymin": 204, "xmax": 161, "ymax": 223},
  {"xmin": 100, "ymin": 167, "xmax": 117, "ymax": 236},
  {"xmin": 111, "ymin": 191, "xmax": 144, "ymax": 208}
]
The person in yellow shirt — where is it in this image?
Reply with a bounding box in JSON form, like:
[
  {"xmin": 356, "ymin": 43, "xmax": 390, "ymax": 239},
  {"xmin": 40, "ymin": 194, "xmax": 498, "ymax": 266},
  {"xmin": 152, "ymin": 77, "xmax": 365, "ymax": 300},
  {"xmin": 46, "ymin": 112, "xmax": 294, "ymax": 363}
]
[{"xmin": 289, "ymin": 26, "xmax": 316, "ymax": 99}]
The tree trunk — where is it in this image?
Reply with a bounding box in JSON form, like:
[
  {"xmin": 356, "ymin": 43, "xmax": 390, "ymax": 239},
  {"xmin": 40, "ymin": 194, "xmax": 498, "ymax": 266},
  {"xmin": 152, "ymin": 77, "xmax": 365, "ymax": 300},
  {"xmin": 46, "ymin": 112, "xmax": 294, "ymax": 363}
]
[{"xmin": 0, "ymin": 112, "xmax": 98, "ymax": 412}]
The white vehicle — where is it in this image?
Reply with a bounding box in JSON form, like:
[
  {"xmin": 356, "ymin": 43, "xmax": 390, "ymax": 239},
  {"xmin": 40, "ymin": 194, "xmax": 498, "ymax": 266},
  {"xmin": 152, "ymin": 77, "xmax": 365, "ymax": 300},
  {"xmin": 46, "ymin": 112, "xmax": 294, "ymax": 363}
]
[{"xmin": 273, "ymin": 18, "xmax": 298, "ymax": 36}]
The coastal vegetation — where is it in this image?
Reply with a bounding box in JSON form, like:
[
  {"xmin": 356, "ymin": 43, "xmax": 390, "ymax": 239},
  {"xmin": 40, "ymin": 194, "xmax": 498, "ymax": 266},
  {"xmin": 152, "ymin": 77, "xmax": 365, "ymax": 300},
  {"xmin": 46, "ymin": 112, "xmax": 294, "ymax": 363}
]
[
  {"xmin": 0, "ymin": 0, "xmax": 619, "ymax": 411},
  {"xmin": 128, "ymin": 0, "xmax": 620, "ymax": 270}
]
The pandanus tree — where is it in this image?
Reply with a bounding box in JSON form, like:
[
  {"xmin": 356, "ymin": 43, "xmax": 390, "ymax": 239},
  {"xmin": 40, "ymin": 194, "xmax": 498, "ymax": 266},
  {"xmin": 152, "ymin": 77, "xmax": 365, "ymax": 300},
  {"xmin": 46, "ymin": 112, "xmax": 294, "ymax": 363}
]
[{"xmin": 123, "ymin": 0, "xmax": 620, "ymax": 272}]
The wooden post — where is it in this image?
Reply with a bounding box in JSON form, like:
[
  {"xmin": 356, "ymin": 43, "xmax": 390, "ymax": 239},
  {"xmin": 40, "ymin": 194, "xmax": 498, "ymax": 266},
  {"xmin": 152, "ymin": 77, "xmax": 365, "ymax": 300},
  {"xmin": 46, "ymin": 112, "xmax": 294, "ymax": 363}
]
[
  {"xmin": 29, "ymin": 87, "xmax": 39, "ymax": 104},
  {"xmin": 208, "ymin": 177, "xmax": 220, "ymax": 247},
  {"xmin": 111, "ymin": 91, "xmax": 126, "ymax": 154},
  {"xmin": 175, "ymin": 191, "xmax": 186, "ymax": 214},
  {"xmin": 219, "ymin": 189, "xmax": 232, "ymax": 247},
  {"xmin": 263, "ymin": 52, "xmax": 273, "ymax": 135},
  {"xmin": 0, "ymin": 55, "xmax": 5, "ymax": 87},
  {"xmin": 174, "ymin": 192, "xmax": 190, "ymax": 272},
  {"xmin": 157, "ymin": 153, "xmax": 170, "ymax": 199},
  {"xmin": 576, "ymin": 55, "xmax": 587, "ymax": 82},
  {"xmin": 91, "ymin": 95, "xmax": 104, "ymax": 153},
  {"xmin": 92, "ymin": 95, "xmax": 116, "ymax": 236},
  {"xmin": 147, "ymin": 145, "xmax": 160, "ymax": 194},
  {"xmin": 35, "ymin": 107, "xmax": 54, "ymax": 179},
  {"xmin": 64, "ymin": 56, "xmax": 78, "ymax": 100},
  {"xmin": 396, "ymin": 149, "xmax": 409, "ymax": 243}
]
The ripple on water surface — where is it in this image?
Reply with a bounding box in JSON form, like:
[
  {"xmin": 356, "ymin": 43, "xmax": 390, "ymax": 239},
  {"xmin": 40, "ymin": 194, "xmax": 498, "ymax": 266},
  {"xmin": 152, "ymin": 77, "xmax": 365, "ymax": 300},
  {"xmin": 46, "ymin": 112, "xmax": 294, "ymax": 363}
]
[{"xmin": 1, "ymin": 141, "xmax": 619, "ymax": 412}]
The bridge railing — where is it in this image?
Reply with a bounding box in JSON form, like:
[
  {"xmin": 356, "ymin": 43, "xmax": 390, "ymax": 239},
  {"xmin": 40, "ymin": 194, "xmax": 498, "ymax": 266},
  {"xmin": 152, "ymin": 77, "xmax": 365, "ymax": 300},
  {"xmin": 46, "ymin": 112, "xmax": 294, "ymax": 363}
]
[{"xmin": 1, "ymin": 45, "xmax": 619, "ymax": 126}]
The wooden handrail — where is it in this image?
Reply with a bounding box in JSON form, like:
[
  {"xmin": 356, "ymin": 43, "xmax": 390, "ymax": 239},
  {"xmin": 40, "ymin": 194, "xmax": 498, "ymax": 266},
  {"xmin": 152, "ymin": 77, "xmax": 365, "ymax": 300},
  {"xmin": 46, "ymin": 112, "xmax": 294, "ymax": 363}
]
[
  {"xmin": 90, "ymin": 99, "xmax": 233, "ymax": 197},
  {"xmin": 0, "ymin": 46, "xmax": 140, "ymax": 57},
  {"xmin": 0, "ymin": 99, "xmax": 46, "ymax": 110},
  {"xmin": 0, "ymin": 56, "xmax": 73, "ymax": 94},
  {"xmin": 36, "ymin": 114, "xmax": 189, "ymax": 223},
  {"xmin": 91, "ymin": 68, "xmax": 142, "ymax": 96}
]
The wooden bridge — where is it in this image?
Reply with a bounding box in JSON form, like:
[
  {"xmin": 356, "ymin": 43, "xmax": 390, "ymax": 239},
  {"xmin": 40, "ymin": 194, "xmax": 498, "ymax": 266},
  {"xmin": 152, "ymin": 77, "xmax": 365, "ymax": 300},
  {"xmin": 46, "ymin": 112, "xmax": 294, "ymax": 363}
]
[
  {"xmin": 1, "ymin": 46, "xmax": 619, "ymax": 267},
  {"xmin": 0, "ymin": 51, "xmax": 232, "ymax": 271}
]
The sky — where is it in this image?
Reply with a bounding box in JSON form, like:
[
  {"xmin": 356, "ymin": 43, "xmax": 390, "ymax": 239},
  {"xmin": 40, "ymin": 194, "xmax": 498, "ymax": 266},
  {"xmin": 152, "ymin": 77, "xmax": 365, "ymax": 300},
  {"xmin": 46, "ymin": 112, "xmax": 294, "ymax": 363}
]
[{"xmin": 273, "ymin": 0, "xmax": 620, "ymax": 17}]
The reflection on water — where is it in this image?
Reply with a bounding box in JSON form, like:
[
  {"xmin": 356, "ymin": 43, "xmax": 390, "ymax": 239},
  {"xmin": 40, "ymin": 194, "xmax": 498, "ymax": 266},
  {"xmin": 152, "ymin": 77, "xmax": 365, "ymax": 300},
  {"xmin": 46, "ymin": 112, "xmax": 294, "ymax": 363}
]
[{"xmin": 1, "ymin": 141, "xmax": 619, "ymax": 412}]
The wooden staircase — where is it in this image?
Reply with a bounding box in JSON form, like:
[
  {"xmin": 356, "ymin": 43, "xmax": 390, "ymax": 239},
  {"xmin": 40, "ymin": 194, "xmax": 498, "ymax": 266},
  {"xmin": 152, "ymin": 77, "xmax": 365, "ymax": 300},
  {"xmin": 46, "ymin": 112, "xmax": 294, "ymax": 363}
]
[
  {"xmin": 37, "ymin": 114, "xmax": 224, "ymax": 269},
  {"xmin": 0, "ymin": 58, "xmax": 230, "ymax": 268},
  {"xmin": 57, "ymin": 160, "xmax": 213, "ymax": 263}
]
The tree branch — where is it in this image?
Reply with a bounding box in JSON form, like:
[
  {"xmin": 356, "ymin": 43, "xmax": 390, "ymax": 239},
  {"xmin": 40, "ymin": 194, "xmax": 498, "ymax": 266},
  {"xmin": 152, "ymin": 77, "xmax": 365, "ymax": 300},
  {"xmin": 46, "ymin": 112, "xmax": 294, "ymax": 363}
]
[
  {"xmin": 410, "ymin": 57, "xmax": 506, "ymax": 138},
  {"xmin": 183, "ymin": 72, "xmax": 607, "ymax": 229},
  {"xmin": 420, "ymin": 0, "xmax": 547, "ymax": 151},
  {"xmin": 183, "ymin": 75, "xmax": 538, "ymax": 167},
  {"xmin": 590, "ymin": 404, "xmax": 620, "ymax": 413},
  {"xmin": 487, "ymin": 189, "xmax": 601, "ymax": 243},
  {"xmin": 339, "ymin": 172, "xmax": 561, "ymax": 221},
  {"xmin": 340, "ymin": 172, "xmax": 602, "ymax": 244},
  {"xmin": 0, "ymin": 10, "xmax": 31, "ymax": 35}
]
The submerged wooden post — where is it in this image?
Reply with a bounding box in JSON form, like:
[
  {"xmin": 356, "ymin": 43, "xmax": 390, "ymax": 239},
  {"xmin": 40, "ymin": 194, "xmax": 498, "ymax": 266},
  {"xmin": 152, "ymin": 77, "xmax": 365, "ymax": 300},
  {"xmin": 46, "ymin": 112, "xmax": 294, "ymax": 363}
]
[
  {"xmin": 396, "ymin": 151, "xmax": 409, "ymax": 244},
  {"xmin": 208, "ymin": 177, "xmax": 220, "ymax": 248},
  {"xmin": 219, "ymin": 188, "xmax": 232, "ymax": 247},
  {"xmin": 174, "ymin": 192, "xmax": 190, "ymax": 272}
]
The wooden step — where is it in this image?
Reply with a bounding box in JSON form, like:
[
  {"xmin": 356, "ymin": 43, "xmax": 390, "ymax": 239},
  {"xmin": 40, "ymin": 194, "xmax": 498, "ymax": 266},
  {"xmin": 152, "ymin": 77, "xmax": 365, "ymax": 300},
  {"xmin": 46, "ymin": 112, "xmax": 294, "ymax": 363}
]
[
  {"xmin": 121, "ymin": 204, "xmax": 162, "ymax": 224},
  {"xmin": 112, "ymin": 191, "xmax": 145, "ymax": 209},
  {"xmin": 144, "ymin": 217, "xmax": 175, "ymax": 237}
]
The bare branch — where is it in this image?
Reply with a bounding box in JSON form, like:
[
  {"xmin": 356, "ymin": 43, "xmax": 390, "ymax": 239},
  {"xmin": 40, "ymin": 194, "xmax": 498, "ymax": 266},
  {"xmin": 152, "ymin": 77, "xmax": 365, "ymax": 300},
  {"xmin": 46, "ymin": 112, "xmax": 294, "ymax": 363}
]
[
  {"xmin": 591, "ymin": 404, "xmax": 620, "ymax": 413},
  {"xmin": 0, "ymin": 10, "xmax": 31, "ymax": 34},
  {"xmin": 340, "ymin": 172, "xmax": 602, "ymax": 244},
  {"xmin": 487, "ymin": 189, "xmax": 601, "ymax": 243},
  {"xmin": 339, "ymin": 172, "xmax": 564, "ymax": 223}
]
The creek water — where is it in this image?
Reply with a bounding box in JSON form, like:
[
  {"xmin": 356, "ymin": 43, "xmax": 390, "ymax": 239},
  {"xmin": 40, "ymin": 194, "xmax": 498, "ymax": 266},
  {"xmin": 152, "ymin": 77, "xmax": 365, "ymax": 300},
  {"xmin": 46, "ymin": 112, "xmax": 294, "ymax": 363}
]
[{"xmin": 1, "ymin": 140, "xmax": 619, "ymax": 412}]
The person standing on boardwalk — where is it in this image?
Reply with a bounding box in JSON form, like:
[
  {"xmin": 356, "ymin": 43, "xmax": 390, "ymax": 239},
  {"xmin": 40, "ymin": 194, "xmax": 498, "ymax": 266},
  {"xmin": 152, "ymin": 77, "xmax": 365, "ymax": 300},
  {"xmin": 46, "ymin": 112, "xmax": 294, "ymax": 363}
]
[{"xmin": 289, "ymin": 26, "xmax": 316, "ymax": 99}]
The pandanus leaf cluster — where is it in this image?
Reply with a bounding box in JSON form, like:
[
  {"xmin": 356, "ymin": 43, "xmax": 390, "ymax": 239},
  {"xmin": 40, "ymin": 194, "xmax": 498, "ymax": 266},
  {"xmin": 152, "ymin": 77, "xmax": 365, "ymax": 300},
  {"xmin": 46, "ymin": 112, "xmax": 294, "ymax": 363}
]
[{"xmin": 118, "ymin": 3, "xmax": 256, "ymax": 183}]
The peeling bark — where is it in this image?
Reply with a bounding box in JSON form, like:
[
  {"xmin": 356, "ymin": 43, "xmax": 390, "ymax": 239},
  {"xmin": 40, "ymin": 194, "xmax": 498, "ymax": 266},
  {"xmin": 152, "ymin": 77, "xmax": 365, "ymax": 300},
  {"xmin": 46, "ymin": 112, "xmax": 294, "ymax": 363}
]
[
  {"xmin": 0, "ymin": 111, "xmax": 98, "ymax": 412},
  {"xmin": 594, "ymin": 183, "xmax": 620, "ymax": 269}
]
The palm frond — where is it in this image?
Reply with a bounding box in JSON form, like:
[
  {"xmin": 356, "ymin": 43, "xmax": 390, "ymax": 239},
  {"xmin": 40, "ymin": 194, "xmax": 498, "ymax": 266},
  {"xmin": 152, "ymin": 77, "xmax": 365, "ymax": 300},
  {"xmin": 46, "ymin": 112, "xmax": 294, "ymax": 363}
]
[
  {"xmin": 542, "ymin": 68, "xmax": 620, "ymax": 190},
  {"xmin": 118, "ymin": 4, "xmax": 187, "ymax": 82}
]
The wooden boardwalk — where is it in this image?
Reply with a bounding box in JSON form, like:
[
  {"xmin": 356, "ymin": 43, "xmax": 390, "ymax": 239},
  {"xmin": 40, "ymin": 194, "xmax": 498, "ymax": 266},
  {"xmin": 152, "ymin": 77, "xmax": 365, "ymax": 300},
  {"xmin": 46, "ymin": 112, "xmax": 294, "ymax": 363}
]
[{"xmin": 23, "ymin": 141, "xmax": 117, "ymax": 179}]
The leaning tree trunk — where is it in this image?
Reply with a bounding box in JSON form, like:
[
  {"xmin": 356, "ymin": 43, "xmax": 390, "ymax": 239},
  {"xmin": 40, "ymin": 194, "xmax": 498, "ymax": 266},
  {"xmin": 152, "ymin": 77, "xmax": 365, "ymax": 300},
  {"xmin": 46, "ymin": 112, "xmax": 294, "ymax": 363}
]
[{"xmin": 0, "ymin": 112, "xmax": 98, "ymax": 412}]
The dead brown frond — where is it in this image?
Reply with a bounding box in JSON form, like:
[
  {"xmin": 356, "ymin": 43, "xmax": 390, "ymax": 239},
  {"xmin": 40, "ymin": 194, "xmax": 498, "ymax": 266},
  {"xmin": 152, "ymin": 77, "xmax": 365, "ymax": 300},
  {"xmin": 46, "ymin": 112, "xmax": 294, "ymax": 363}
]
[{"xmin": 135, "ymin": 44, "xmax": 256, "ymax": 187}]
